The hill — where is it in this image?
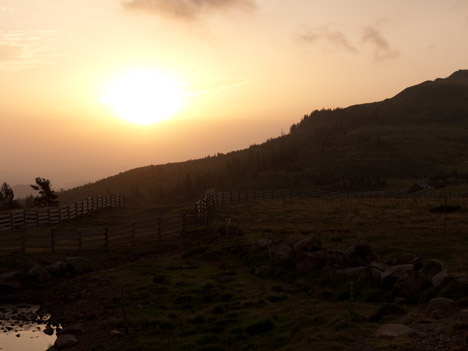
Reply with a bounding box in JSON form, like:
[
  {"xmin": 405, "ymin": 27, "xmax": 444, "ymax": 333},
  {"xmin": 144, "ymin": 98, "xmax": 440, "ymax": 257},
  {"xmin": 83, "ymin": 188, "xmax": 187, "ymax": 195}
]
[{"xmin": 59, "ymin": 70, "xmax": 468, "ymax": 204}]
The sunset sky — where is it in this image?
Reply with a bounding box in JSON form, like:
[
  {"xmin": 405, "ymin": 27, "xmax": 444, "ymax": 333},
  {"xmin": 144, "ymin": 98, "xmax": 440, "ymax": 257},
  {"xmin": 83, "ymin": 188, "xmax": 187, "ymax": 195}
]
[{"xmin": 1, "ymin": 0, "xmax": 468, "ymax": 189}]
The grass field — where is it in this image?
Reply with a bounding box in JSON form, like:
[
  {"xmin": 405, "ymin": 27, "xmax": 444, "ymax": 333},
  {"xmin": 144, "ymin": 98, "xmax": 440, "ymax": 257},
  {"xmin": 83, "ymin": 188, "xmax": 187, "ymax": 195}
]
[{"xmin": 1, "ymin": 196, "xmax": 467, "ymax": 350}]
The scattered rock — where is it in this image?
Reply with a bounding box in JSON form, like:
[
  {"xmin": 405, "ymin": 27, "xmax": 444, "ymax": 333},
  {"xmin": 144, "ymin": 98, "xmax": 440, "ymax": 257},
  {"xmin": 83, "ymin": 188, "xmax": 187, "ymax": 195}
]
[
  {"xmin": 295, "ymin": 250, "xmax": 324, "ymax": 273},
  {"xmin": 346, "ymin": 241, "xmax": 379, "ymax": 267},
  {"xmin": 270, "ymin": 242, "xmax": 294, "ymax": 265},
  {"xmin": 66, "ymin": 257, "xmax": 89, "ymax": 274},
  {"xmin": 425, "ymin": 297, "xmax": 459, "ymax": 318},
  {"xmin": 46, "ymin": 261, "xmax": 67, "ymax": 275},
  {"xmin": 58, "ymin": 324, "xmax": 84, "ymax": 337},
  {"xmin": 54, "ymin": 334, "xmax": 78, "ymax": 349},
  {"xmin": 294, "ymin": 235, "xmax": 321, "ymax": 253},
  {"xmin": 381, "ymin": 264, "xmax": 425, "ymax": 296},
  {"xmin": 43, "ymin": 324, "xmax": 54, "ymax": 336},
  {"xmin": 0, "ymin": 271, "xmax": 23, "ymax": 289},
  {"xmin": 325, "ymin": 250, "xmax": 347, "ymax": 268},
  {"xmin": 375, "ymin": 323, "xmax": 419, "ymax": 338},
  {"xmin": 27, "ymin": 264, "xmax": 51, "ymax": 283},
  {"xmin": 111, "ymin": 329, "xmax": 123, "ymax": 336},
  {"xmin": 335, "ymin": 266, "xmax": 367, "ymax": 280},
  {"xmin": 432, "ymin": 269, "xmax": 450, "ymax": 288},
  {"xmin": 422, "ymin": 259, "xmax": 445, "ymax": 282}
]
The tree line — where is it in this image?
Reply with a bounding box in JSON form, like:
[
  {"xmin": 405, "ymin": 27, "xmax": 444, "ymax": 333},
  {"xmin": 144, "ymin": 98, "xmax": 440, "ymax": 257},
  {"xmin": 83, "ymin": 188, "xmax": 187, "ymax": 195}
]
[{"xmin": 0, "ymin": 177, "xmax": 59, "ymax": 211}]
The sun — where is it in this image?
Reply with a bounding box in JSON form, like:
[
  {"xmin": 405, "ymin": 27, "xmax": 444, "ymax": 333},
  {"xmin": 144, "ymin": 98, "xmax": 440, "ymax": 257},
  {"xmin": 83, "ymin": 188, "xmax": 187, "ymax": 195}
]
[{"xmin": 100, "ymin": 69, "xmax": 185, "ymax": 125}]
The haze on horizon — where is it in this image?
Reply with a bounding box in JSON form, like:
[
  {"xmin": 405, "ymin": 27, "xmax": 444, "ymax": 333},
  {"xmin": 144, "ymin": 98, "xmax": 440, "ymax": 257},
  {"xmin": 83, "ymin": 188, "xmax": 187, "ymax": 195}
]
[{"xmin": 1, "ymin": 0, "xmax": 468, "ymax": 189}]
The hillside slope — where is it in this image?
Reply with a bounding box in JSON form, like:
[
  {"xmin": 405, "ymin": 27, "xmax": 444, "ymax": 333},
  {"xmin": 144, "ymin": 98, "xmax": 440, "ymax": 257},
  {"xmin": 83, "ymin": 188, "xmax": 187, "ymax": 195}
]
[{"xmin": 60, "ymin": 70, "xmax": 468, "ymax": 204}]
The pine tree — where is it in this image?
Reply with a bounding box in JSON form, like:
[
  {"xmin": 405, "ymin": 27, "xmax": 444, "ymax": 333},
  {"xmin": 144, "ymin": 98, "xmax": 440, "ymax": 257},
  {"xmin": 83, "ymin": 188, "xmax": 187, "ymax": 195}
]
[{"xmin": 31, "ymin": 177, "xmax": 59, "ymax": 207}]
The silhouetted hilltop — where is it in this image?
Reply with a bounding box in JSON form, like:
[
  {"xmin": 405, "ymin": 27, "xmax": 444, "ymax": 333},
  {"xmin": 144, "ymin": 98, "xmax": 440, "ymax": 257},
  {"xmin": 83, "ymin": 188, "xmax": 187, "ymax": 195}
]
[{"xmin": 60, "ymin": 70, "xmax": 468, "ymax": 204}]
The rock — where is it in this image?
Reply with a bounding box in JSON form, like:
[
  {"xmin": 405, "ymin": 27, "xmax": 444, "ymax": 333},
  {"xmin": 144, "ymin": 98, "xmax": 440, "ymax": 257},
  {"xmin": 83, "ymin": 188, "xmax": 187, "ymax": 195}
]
[
  {"xmin": 0, "ymin": 271, "xmax": 23, "ymax": 289},
  {"xmin": 57, "ymin": 324, "xmax": 84, "ymax": 337},
  {"xmin": 45, "ymin": 261, "xmax": 67, "ymax": 274},
  {"xmin": 431, "ymin": 269, "xmax": 449, "ymax": 288},
  {"xmin": 325, "ymin": 250, "xmax": 347, "ymax": 268},
  {"xmin": 43, "ymin": 324, "xmax": 54, "ymax": 336},
  {"xmin": 54, "ymin": 334, "xmax": 78, "ymax": 349},
  {"xmin": 425, "ymin": 297, "xmax": 459, "ymax": 318},
  {"xmin": 295, "ymin": 250, "xmax": 324, "ymax": 273},
  {"xmin": 66, "ymin": 257, "xmax": 89, "ymax": 274},
  {"xmin": 294, "ymin": 235, "xmax": 321, "ymax": 253},
  {"xmin": 111, "ymin": 329, "xmax": 123, "ymax": 336},
  {"xmin": 27, "ymin": 264, "xmax": 51, "ymax": 283},
  {"xmin": 335, "ymin": 266, "xmax": 367, "ymax": 280},
  {"xmin": 380, "ymin": 264, "xmax": 425, "ymax": 296},
  {"xmin": 422, "ymin": 259, "xmax": 445, "ymax": 282},
  {"xmin": 375, "ymin": 323, "xmax": 419, "ymax": 337},
  {"xmin": 253, "ymin": 240, "xmax": 272, "ymax": 252},
  {"xmin": 346, "ymin": 241, "xmax": 379, "ymax": 267},
  {"xmin": 270, "ymin": 242, "xmax": 294, "ymax": 265},
  {"xmin": 254, "ymin": 265, "xmax": 272, "ymax": 276}
]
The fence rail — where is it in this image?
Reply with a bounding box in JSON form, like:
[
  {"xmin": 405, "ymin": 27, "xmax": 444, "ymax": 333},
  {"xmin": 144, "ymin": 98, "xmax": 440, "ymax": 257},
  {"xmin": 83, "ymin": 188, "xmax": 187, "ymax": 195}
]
[{"xmin": 0, "ymin": 194, "xmax": 124, "ymax": 232}]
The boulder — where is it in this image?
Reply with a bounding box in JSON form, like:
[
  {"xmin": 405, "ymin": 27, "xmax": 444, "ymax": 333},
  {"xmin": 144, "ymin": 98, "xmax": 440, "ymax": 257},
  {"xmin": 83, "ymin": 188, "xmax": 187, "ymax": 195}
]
[
  {"xmin": 270, "ymin": 242, "xmax": 294, "ymax": 265},
  {"xmin": 0, "ymin": 271, "xmax": 23, "ymax": 289},
  {"xmin": 381, "ymin": 264, "xmax": 425, "ymax": 296},
  {"xmin": 422, "ymin": 259, "xmax": 445, "ymax": 282},
  {"xmin": 54, "ymin": 334, "xmax": 78, "ymax": 349},
  {"xmin": 431, "ymin": 269, "xmax": 449, "ymax": 288},
  {"xmin": 325, "ymin": 250, "xmax": 347, "ymax": 268},
  {"xmin": 57, "ymin": 324, "xmax": 84, "ymax": 337},
  {"xmin": 66, "ymin": 257, "xmax": 89, "ymax": 274},
  {"xmin": 294, "ymin": 235, "xmax": 321, "ymax": 253},
  {"xmin": 425, "ymin": 297, "xmax": 459, "ymax": 318},
  {"xmin": 346, "ymin": 241, "xmax": 379, "ymax": 267},
  {"xmin": 375, "ymin": 323, "xmax": 419, "ymax": 338},
  {"xmin": 27, "ymin": 264, "xmax": 51, "ymax": 283},
  {"xmin": 335, "ymin": 266, "xmax": 367, "ymax": 280},
  {"xmin": 45, "ymin": 261, "xmax": 67, "ymax": 275},
  {"xmin": 295, "ymin": 250, "xmax": 324, "ymax": 273},
  {"xmin": 253, "ymin": 240, "xmax": 272, "ymax": 252}
]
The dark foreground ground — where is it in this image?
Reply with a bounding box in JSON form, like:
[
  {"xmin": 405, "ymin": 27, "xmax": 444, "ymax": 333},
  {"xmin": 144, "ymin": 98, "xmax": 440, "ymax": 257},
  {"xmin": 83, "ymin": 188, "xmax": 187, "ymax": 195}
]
[{"xmin": 1, "ymin": 197, "xmax": 468, "ymax": 350}]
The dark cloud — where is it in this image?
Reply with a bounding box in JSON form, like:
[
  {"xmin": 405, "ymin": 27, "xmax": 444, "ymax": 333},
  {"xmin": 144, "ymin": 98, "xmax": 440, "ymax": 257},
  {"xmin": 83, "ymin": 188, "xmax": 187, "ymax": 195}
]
[
  {"xmin": 122, "ymin": 0, "xmax": 256, "ymax": 20},
  {"xmin": 361, "ymin": 26, "xmax": 399, "ymax": 61},
  {"xmin": 298, "ymin": 26, "xmax": 357, "ymax": 53}
]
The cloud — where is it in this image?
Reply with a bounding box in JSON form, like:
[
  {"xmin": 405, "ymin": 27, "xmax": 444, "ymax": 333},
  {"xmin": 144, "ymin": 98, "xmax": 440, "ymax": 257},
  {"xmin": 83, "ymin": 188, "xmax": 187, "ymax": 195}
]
[
  {"xmin": 298, "ymin": 26, "xmax": 357, "ymax": 53},
  {"xmin": 361, "ymin": 26, "xmax": 399, "ymax": 61},
  {"xmin": 122, "ymin": 0, "xmax": 256, "ymax": 20},
  {"xmin": 0, "ymin": 30, "xmax": 63, "ymax": 71}
]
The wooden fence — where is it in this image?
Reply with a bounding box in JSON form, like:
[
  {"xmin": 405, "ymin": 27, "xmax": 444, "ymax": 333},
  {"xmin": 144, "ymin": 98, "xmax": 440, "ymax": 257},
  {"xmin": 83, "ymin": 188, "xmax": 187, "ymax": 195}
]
[
  {"xmin": 0, "ymin": 195, "xmax": 124, "ymax": 232},
  {"xmin": 0, "ymin": 211, "xmax": 201, "ymax": 255}
]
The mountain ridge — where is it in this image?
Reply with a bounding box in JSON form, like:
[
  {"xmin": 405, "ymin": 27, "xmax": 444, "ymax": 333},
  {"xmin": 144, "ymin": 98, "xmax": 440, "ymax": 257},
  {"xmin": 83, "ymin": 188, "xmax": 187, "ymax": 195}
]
[{"xmin": 59, "ymin": 70, "xmax": 468, "ymax": 204}]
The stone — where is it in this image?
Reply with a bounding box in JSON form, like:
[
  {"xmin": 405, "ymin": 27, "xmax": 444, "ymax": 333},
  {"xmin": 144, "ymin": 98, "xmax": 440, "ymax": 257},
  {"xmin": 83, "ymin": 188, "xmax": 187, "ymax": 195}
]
[
  {"xmin": 111, "ymin": 329, "xmax": 123, "ymax": 336},
  {"xmin": 253, "ymin": 240, "xmax": 272, "ymax": 252},
  {"xmin": 335, "ymin": 266, "xmax": 367, "ymax": 280},
  {"xmin": 54, "ymin": 334, "xmax": 78, "ymax": 349},
  {"xmin": 57, "ymin": 324, "xmax": 84, "ymax": 337},
  {"xmin": 425, "ymin": 297, "xmax": 459, "ymax": 318},
  {"xmin": 295, "ymin": 250, "xmax": 324, "ymax": 273},
  {"xmin": 45, "ymin": 261, "xmax": 67, "ymax": 274},
  {"xmin": 294, "ymin": 235, "xmax": 321, "ymax": 253},
  {"xmin": 422, "ymin": 259, "xmax": 445, "ymax": 282},
  {"xmin": 66, "ymin": 257, "xmax": 89, "ymax": 274},
  {"xmin": 431, "ymin": 269, "xmax": 449, "ymax": 288},
  {"xmin": 27, "ymin": 264, "xmax": 51, "ymax": 283},
  {"xmin": 43, "ymin": 324, "xmax": 54, "ymax": 336},
  {"xmin": 375, "ymin": 323, "xmax": 419, "ymax": 338},
  {"xmin": 270, "ymin": 242, "xmax": 294, "ymax": 265},
  {"xmin": 346, "ymin": 241, "xmax": 379, "ymax": 267},
  {"xmin": 0, "ymin": 271, "xmax": 22, "ymax": 289},
  {"xmin": 381, "ymin": 264, "xmax": 426, "ymax": 297},
  {"xmin": 325, "ymin": 250, "xmax": 346, "ymax": 268}
]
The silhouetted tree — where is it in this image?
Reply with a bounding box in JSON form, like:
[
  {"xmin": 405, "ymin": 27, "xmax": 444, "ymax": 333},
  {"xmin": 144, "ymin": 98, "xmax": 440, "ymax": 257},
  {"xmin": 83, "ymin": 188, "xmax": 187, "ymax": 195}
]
[
  {"xmin": 0, "ymin": 182, "xmax": 17, "ymax": 210},
  {"xmin": 31, "ymin": 177, "xmax": 59, "ymax": 207}
]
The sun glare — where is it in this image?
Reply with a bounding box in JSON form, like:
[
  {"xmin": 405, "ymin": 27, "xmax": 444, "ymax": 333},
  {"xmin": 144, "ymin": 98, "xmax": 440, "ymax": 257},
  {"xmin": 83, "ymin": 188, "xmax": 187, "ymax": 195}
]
[{"xmin": 100, "ymin": 69, "xmax": 185, "ymax": 125}]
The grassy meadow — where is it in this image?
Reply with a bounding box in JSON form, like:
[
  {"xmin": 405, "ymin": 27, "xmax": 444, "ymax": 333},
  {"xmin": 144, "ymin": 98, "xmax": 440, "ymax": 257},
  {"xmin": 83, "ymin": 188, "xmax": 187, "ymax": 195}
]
[{"xmin": 2, "ymin": 195, "xmax": 468, "ymax": 350}]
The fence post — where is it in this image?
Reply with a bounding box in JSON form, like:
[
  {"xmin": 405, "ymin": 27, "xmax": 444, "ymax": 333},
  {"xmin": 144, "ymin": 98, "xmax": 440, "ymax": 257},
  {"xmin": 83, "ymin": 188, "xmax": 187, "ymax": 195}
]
[
  {"xmin": 48, "ymin": 208, "xmax": 52, "ymax": 225},
  {"xmin": 105, "ymin": 226, "xmax": 109, "ymax": 250},
  {"xmin": 50, "ymin": 228, "xmax": 55, "ymax": 253},
  {"xmin": 131, "ymin": 221, "xmax": 136, "ymax": 246}
]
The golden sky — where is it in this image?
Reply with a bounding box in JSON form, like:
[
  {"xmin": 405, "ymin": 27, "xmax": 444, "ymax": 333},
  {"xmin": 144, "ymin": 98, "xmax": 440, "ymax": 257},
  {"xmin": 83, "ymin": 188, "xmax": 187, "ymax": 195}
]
[{"xmin": 1, "ymin": 0, "xmax": 468, "ymax": 188}]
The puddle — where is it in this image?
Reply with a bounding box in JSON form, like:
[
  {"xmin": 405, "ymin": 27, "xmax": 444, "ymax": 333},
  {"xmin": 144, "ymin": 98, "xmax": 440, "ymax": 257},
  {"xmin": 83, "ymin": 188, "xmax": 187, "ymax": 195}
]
[{"xmin": 0, "ymin": 305, "xmax": 56, "ymax": 351}]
